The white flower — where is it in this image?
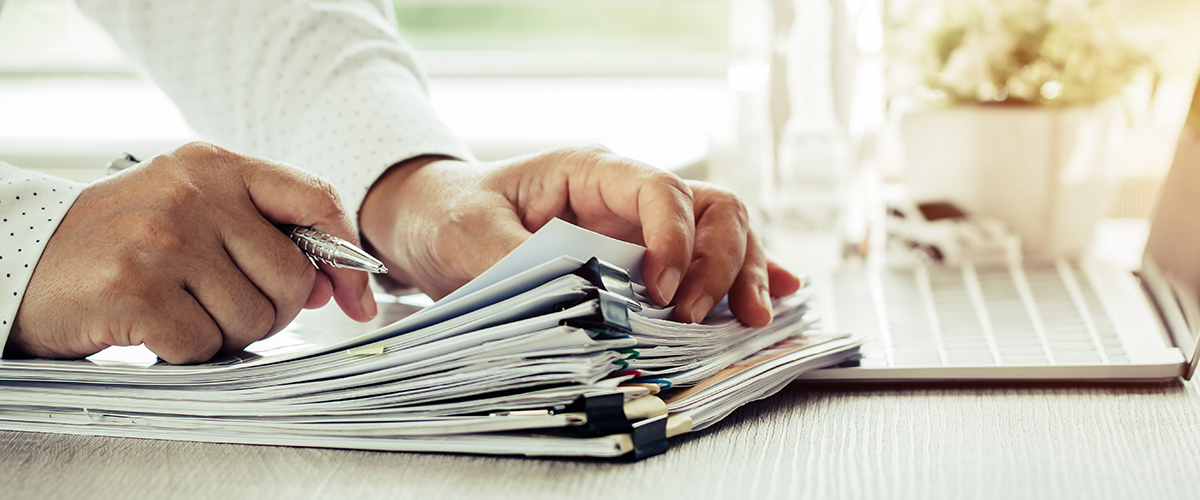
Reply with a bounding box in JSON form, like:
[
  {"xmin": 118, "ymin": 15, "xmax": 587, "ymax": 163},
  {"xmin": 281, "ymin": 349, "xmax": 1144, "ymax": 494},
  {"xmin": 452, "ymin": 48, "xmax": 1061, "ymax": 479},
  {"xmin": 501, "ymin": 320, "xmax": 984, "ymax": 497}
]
[
  {"xmin": 893, "ymin": 0, "xmax": 1156, "ymax": 105},
  {"xmin": 938, "ymin": 26, "xmax": 1015, "ymax": 100}
]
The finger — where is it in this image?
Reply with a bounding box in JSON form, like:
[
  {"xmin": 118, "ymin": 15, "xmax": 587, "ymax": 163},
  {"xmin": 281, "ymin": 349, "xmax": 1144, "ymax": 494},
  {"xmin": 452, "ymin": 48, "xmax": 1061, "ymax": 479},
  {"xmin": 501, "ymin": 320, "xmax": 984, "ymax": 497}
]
[
  {"xmin": 583, "ymin": 155, "xmax": 695, "ymax": 305},
  {"xmin": 220, "ymin": 210, "xmax": 319, "ymax": 334},
  {"xmin": 239, "ymin": 160, "xmax": 375, "ymax": 322},
  {"xmin": 766, "ymin": 259, "xmax": 803, "ymax": 297},
  {"xmin": 727, "ymin": 231, "xmax": 774, "ymax": 328},
  {"xmin": 671, "ymin": 190, "xmax": 750, "ymax": 323},
  {"xmin": 305, "ymin": 271, "xmax": 333, "ymax": 309},
  {"xmin": 137, "ymin": 287, "xmax": 224, "ymax": 365},
  {"xmin": 183, "ymin": 248, "xmax": 278, "ymax": 353}
]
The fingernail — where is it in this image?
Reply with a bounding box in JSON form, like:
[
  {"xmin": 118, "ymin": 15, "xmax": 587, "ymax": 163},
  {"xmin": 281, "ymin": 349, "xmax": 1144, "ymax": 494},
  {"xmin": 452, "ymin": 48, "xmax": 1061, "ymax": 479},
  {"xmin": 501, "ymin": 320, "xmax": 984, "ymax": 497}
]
[
  {"xmin": 657, "ymin": 267, "xmax": 681, "ymax": 303},
  {"xmin": 691, "ymin": 294, "xmax": 713, "ymax": 323},
  {"xmin": 360, "ymin": 290, "xmax": 378, "ymax": 320}
]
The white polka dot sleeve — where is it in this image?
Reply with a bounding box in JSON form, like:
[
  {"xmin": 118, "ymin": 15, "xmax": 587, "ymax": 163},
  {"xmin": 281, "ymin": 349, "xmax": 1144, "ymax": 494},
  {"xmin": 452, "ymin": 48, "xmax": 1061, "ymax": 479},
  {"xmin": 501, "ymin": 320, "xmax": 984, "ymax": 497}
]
[
  {"xmin": 75, "ymin": 0, "xmax": 474, "ymax": 221},
  {"xmin": 0, "ymin": 163, "xmax": 85, "ymax": 350}
]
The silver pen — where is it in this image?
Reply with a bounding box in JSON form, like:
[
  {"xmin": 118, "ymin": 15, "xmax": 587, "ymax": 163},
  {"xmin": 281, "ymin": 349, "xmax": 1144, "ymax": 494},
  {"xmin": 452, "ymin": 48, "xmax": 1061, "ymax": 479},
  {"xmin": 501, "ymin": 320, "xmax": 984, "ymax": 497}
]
[
  {"xmin": 107, "ymin": 153, "xmax": 388, "ymax": 274},
  {"xmin": 279, "ymin": 224, "xmax": 387, "ymax": 274}
]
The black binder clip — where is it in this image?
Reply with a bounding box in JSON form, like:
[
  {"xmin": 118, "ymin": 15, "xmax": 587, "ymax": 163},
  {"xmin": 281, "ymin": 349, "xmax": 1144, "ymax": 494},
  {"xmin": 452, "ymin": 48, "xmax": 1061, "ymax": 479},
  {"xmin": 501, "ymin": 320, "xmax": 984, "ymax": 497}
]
[
  {"xmin": 571, "ymin": 391, "xmax": 629, "ymax": 435},
  {"xmin": 567, "ymin": 392, "xmax": 671, "ymax": 460},
  {"xmin": 560, "ymin": 288, "xmax": 635, "ymax": 336},
  {"xmin": 573, "ymin": 257, "xmax": 639, "ymax": 303},
  {"xmin": 628, "ymin": 414, "xmax": 670, "ymax": 461},
  {"xmin": 554, "ymin": 257, "xmax": 645, "ymax": 337}
]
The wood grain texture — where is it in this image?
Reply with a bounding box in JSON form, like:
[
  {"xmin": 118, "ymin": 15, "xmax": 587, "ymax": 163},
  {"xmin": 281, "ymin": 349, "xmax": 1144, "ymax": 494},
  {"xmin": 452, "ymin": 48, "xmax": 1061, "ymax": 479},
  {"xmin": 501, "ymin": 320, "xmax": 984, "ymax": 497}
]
[{"xmin": 4, "ymin": 381, "xmax": 1200, "ymax": 500}]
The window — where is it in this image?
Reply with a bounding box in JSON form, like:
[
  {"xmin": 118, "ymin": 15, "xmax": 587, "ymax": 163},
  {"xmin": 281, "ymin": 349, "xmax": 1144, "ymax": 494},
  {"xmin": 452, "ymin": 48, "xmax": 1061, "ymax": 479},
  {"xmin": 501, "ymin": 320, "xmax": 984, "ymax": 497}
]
[{"xmin": 0, "ymin": 0, "xmax": 731, "ymax": 179}]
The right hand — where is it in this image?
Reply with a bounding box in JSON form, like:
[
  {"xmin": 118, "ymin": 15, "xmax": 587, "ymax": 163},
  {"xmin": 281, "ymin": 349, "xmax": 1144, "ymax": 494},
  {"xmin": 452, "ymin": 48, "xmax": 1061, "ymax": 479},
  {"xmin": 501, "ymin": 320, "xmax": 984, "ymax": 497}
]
[{"xmin": 9, "ymin": 142, "xmax": 377, "ymax": 364}]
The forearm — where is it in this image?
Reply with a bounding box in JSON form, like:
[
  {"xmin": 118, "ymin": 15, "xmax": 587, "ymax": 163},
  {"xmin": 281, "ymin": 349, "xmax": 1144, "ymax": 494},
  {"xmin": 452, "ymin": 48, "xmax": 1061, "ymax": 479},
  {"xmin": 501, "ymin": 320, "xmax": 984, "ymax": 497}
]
[{"xmin": 76, "ymin": 0, "xmax": 473, "ymax": 220}]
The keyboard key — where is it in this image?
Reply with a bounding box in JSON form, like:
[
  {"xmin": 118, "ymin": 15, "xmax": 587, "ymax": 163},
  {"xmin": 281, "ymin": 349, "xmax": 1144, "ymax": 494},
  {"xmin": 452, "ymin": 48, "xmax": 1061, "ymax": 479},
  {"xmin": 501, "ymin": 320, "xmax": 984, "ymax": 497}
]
[{"xmin": 1049, "ymin": 341, "xmax": 1101, "ymax": 351}]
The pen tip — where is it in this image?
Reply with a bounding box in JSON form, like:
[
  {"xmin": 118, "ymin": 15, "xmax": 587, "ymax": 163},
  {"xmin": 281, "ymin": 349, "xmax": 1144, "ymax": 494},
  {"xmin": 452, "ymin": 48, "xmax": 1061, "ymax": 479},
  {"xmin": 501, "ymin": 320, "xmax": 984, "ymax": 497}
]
[{"xmin": 377, "ymin": 265, "xmax": 389, "ymax": 275}]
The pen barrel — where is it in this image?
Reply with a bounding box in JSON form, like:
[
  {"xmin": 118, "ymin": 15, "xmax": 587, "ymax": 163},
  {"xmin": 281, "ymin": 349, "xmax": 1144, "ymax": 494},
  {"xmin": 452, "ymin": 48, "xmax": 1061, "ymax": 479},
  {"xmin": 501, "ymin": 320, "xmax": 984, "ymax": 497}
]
[
  {"xmin": 284, "ymin": 225, "xmax": 341, "ymax": 267},
  {"xmin": 281, "ymin": 225, "xmax": 388, "ymax": 274}
]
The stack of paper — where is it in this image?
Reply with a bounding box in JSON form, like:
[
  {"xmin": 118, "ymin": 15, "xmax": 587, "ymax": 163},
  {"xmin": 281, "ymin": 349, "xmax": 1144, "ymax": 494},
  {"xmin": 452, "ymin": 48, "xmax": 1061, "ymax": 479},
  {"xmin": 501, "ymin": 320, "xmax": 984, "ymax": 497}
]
[{"xmin": 0, "ymin": 220, "xmax": 862, "ymax": 459}]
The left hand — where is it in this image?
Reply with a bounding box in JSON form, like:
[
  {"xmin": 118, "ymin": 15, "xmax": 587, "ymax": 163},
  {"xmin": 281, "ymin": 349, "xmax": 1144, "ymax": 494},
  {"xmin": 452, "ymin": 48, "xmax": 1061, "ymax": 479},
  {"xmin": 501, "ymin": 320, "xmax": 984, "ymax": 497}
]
[{"xmin": 359, "ymin": 146, "xmax": 801, "ymax": 327}]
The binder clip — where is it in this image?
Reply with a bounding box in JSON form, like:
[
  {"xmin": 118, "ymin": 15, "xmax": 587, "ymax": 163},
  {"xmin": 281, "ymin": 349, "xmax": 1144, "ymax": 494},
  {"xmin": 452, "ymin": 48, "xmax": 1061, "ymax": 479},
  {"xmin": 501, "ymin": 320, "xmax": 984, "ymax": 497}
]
[
  {"xmin": 570, "ymin": 391, "xmax": 629, "ymax": 435},
  {"xmin": 559, "ymin": 289, "xmax": 635, "ymax": 336},
  {"xmin": 572, "ymin": 257, "xmax": 639, "ymax": 303},
  {"xmin": 554, "ymin": 257, "xmax": 645, "ymax": 337},
  {"xmin": 567, "ymin": 392, "xmax": 671, "ymax": 461},
  {"xmin": 628, "ymin": 414, "xmax": 670, "ymax": 461}
]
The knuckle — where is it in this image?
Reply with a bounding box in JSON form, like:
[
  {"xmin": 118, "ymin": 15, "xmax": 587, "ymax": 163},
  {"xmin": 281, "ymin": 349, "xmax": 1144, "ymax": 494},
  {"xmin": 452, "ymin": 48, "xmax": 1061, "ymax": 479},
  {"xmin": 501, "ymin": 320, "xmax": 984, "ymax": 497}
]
[
  {"xmin": 651, "ymin": 171, "xmax": 690, "ymax": 193},
  {"xmin": 138, "ymin": 157, "xmax": 205, "ymax": 206},
  {"xmin": 546, "ymin": 144, "xmax": 614, "ymax": 167},
  {"xmin": 137, "ymin": 306, "xmax": 218, "ymax": 364},
  {"xmin": 158, "ymin": 175, "xmax": 204, "ymax": 206},
  {"xmin": 156, "ymin": 327, "xmax": 220, "ymax": 365},
  {"xmin": 696, "ymin": 182, "xmax": 747, "ymax": 223},
  {"xmin": 281, "ymin": 257, "xmax": 318, "ymax": 307},
  {"xmin": 649, "ymin": 172, "xmax": 695, "ymax": 208},
  {"xmin": 576, "ymin": 143, "xmax": 613, "ymax": 156},
  {"xmin": 305, "ymin": 173, "xmax": 347, "ymax": 220},
  {"xmin": 244, "ymin": 297, "xmax": 276, "ymax": 340},
  {"xmin": 173, "ymin": 141, "xmax": 234, "ymax": 164},
  {"xmin": 724, "ymin": 195, "xmax": 751, "ymax": 226}
]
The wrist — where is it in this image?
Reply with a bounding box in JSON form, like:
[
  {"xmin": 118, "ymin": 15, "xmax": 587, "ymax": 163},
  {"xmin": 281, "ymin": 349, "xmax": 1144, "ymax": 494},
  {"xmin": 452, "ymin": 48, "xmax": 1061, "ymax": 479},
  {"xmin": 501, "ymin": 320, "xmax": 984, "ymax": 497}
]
[{"xmin": 360, "ymin": 155, "xmax": 464, "ymax": 290}]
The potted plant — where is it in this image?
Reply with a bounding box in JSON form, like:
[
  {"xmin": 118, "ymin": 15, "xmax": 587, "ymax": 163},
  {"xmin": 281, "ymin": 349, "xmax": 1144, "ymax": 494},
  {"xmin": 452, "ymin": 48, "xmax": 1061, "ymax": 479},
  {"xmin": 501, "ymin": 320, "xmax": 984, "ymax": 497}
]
[{"xmin": 888, "ymin": 0, "xmax": 1158, "ymax": 257}]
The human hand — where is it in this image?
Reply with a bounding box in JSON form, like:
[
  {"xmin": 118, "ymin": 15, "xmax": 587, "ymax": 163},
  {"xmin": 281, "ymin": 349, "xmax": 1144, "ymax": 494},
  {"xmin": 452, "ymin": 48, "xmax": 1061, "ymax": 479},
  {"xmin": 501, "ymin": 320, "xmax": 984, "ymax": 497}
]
[
  {"xmin": 360, "ymin": 146, "xmax": 801, "ymax": 327},
  {"xmin": 10, "ymin": 142, "xmax": 377, "ymax": 364}
]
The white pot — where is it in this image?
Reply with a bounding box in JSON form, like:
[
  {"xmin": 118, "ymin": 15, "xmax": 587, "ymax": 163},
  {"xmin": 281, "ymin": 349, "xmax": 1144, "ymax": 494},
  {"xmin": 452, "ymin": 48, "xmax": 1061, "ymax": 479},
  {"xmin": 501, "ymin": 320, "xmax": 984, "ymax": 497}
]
[{"xmin": 899, "ymin": 99, "xmax": 1127, "ymax": 257}]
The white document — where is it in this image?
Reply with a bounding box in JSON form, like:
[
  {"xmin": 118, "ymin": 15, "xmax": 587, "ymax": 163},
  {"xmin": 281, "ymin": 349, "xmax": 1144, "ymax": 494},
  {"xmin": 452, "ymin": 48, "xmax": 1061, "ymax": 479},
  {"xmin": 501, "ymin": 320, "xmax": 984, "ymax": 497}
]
[{"xmin": 437, "ymin": 218, "xmax": 646, "ymax": 304}]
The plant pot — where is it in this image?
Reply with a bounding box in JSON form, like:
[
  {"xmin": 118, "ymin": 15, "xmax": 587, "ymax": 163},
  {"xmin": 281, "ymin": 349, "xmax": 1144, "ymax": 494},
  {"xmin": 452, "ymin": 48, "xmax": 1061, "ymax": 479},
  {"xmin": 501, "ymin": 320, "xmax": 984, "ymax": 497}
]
[{"xmin": 899, "ymin": 99, "xmax": 1126, "ymax": 258}]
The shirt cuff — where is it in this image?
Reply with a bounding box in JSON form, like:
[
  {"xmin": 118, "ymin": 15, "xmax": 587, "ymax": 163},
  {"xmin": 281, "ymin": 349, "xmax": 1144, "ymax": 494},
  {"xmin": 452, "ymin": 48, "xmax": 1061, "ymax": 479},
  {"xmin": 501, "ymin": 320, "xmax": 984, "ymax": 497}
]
[{"xmin": 0, "ymin": 165, "xmax": 86, "ymax": 354}]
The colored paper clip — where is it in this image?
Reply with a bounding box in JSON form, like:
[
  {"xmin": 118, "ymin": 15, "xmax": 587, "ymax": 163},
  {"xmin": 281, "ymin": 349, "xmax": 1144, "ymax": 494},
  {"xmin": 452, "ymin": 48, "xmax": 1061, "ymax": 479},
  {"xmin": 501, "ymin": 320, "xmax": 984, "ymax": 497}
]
[{"xmin": 636, "ymin": 378, "xmax": 674, "ymax": 391}]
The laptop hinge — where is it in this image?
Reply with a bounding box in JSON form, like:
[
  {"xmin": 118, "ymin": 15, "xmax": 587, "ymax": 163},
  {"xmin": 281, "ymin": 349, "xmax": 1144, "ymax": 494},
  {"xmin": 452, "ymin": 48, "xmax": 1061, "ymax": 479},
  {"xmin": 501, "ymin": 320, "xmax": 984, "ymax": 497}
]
[{"xmin": 1138, "ymin": 262, "xmax": 1200, "ymax": 380}]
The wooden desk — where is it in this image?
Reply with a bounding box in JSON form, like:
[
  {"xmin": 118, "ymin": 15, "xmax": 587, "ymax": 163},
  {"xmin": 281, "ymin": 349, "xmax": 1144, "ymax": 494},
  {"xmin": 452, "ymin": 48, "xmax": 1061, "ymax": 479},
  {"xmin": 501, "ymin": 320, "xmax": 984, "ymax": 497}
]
[{"xmin": 5, "ymin": 379, "xmax": 1200, "ymax": 499}]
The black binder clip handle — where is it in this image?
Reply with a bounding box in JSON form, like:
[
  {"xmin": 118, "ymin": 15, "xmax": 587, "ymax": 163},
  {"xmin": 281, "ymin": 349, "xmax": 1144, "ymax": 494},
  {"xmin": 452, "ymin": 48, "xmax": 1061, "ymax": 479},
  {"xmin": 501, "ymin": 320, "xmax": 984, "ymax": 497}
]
[
  {"xmin": 628, "ymin": 414, "xmax": 670, "ymax": 461},
  {"xmin": 573, "ymin": 257, "xmax": 641, "ymax": 308}
]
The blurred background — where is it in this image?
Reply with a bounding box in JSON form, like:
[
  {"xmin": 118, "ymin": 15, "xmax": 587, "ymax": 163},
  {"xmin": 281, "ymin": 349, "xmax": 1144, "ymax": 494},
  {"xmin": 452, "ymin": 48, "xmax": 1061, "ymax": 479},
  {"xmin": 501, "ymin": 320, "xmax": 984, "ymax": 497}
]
[{"xmin": 1, "ymin": 0, "xmax": 1198, "ymax": 266}]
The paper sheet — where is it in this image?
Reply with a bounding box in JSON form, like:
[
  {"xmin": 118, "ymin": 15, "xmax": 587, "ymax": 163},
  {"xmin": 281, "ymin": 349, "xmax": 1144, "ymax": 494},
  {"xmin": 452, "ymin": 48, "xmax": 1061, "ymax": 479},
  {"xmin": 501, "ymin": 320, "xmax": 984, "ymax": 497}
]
[{"xmin": 434, "ymin": 218, "xmax": 646, "ymax": 307}]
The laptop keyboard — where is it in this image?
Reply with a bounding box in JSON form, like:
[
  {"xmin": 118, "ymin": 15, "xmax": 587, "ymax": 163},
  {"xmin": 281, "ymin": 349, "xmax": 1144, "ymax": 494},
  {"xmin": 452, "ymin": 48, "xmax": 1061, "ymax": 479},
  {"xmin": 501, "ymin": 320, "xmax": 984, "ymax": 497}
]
[{"xmin": 831, "ymin": 261, "xmax": 1129, "ymax": 367}]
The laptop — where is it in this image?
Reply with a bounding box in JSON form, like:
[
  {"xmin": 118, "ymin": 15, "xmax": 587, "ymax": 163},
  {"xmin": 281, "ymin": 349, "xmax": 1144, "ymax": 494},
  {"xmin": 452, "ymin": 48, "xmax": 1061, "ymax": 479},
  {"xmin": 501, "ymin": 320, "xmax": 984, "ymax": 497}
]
[{"xmin": 797, "ymin": 82, "xmax": 1200, "ymax": 383}]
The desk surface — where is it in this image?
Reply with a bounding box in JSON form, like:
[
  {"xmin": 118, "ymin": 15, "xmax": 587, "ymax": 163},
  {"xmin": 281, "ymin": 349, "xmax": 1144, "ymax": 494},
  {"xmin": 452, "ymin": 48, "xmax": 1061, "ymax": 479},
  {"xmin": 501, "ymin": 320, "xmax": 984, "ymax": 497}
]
[
  {"xmin": 7, "ymin": 222, "xmax": 1198, "ymax": 499},
  {"xmin": 5, "ymin": 380, "xmax": 1200, "ymax": 500}
]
